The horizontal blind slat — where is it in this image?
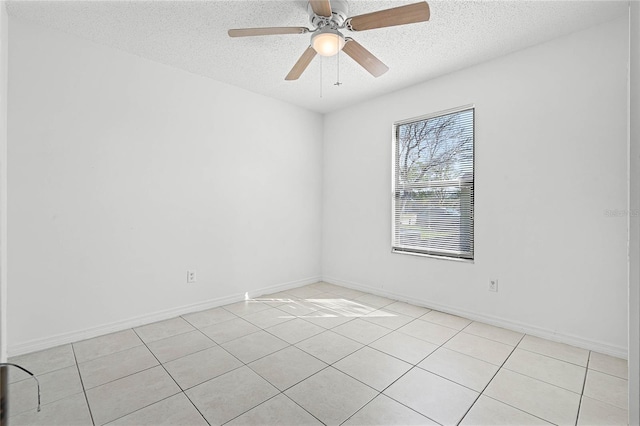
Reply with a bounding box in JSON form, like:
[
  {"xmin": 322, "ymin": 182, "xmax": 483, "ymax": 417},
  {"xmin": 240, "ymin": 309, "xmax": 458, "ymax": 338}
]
[{"xmin": 393, "ymin": 107, "xmax": 474, "ymax": 259}]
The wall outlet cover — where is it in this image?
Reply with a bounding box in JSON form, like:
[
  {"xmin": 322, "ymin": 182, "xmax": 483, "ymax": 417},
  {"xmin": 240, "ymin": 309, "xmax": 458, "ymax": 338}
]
[{"xmin": 489, "ymin": 279, "xmax": 498, "ymax": 292}]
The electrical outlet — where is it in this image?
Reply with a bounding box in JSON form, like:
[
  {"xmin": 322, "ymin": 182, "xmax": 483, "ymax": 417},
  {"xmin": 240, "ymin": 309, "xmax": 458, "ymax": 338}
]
[
  {"xmin": 489, "ymin": 279, "xmax": 498, "ymax": 292},
  {"xmin": 187, "ymin": 270, "xmax": 197, "ymax": 283}
]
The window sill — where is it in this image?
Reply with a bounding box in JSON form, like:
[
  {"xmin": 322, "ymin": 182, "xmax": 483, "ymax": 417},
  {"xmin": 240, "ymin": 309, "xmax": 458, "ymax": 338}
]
[{"xmin": 391, "ymin": 248, "xmax": 475, "ymax": 264}]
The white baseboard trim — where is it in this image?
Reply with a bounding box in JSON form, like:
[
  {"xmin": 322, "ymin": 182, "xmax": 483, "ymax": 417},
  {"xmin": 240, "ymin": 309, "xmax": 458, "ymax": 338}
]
[
  {"xmin": 8, "ymin": 275, "xmax": 322, "ymax": 357},
  {"xmin": 323, "ymin": 275, "xmax": 628, "ymax": 359}
]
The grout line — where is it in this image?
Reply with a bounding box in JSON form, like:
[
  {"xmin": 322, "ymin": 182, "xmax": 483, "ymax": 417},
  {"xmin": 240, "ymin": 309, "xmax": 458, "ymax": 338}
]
[
  {"xmin": 515, "ymin": 346, "xmax": 589, "ymax": 368},
  {"xmin": 574, "ymin": 351, "xmax": 592, "ymax": 426},
  {"xmin": 15, "ymin": 285, "xmax": 624, "ymax": 426},
  {"xmin": 340, "ymin": 323, "xmax": 469, "ymax": 425},
  {"xmin": 5, "ymin": 360, "xmax": 77, "ymax": 386},
  {"xmin": 279, "ymin": 392, "xmax": 328, "ymax": 425},
  {"xmin": 337, "ymin": 391, "xmax": 384, "ymax": 426},
  {"xmin": 181, "ymin": 313, "xmax": 239, "ymax": 328},
  {"xmin": 103, "ymin": 393, "xmax": 184, "ymax": 426},
  {"xmin": 219, "ymin": 392, "xmax": 283, "ymax": 425},
  {"xmin": 70, "ymin": 343, "xmax": 96, "ymax": 426},
  {"xmin": 339, "ymin": 392, "xmax": 443, "ymax": 426},
  {"xmin": 477, "ymin": 394, "xmax": 557, "ymax": 425},
  {"xmin": 131, "ymin": 327, "xmax": 212, "ymax": 426},
  {"xmin": 456, "ymin": 332, "xmax": 525, "ymax": 425},
  {"xmin": 75, "ymin": 342, "xmax": 147, "ymax": 366}
]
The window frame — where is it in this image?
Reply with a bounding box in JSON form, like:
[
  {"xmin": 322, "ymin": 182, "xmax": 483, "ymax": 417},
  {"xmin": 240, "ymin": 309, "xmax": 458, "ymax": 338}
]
[{"xmin": 391, "ymin": 104, "xmax": 475, "ymax": 261}]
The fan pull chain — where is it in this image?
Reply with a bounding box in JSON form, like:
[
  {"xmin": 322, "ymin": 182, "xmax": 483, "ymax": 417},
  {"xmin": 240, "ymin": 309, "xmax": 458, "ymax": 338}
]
[
  {"xmin": 319, "ymin": 56, "xmax": 323, "ymax": 98},
  {"xmin": 335, "ymin": 36, "xmax": 342, "ymax": 86}
]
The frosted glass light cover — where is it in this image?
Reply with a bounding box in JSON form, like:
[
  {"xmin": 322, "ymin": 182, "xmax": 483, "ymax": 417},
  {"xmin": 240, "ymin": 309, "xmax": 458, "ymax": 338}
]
[{"xmin": 312, "ymin": 30, "xmax": 345, "ymax": 57}]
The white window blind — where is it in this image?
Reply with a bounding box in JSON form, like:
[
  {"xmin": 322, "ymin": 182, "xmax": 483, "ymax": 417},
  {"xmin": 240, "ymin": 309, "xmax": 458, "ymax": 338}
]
[{"xmin": 392, "ymin": 106, "xmax": 474, "ymax": 260}]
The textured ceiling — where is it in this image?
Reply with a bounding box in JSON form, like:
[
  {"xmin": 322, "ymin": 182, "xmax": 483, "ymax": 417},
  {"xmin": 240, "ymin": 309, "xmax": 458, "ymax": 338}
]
[{"xmin": 6, "ymin": 0, "xmax": 628, "ymax": 113}]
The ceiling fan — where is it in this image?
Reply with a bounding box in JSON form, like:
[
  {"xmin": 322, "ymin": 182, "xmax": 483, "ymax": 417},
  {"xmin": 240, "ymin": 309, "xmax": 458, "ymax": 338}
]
[{"xmin": 228, "ymin": 0, "xmax": 430, "ymax": 81}]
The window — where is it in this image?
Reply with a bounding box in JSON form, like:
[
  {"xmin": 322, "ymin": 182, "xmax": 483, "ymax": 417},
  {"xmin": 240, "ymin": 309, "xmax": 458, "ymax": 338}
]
[{"xmin": 392, "ymin": 106, "xmax": 474, "ymax": 260}]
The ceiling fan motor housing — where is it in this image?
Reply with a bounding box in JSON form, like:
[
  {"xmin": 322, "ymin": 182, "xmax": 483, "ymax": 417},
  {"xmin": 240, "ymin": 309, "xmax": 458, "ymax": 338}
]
[{"xmin": 308, "ymin": 0, "xmax": 349, "ymax": 28}]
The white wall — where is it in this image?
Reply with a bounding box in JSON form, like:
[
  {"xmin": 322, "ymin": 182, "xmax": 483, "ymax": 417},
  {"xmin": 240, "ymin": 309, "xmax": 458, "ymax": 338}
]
[
  {"xmin": 7, "ymin": 18, "xmax": 323, "ymax": 354},
  {"xmin": 323, "ymin": 17, "xmax": 629, "ymax": 356},
  {"xmin": 629, "ymin": 1, "xmax": 639, "ymax": 423},
  {"xmin": 0, "ymin": 1, "xmax": 8, "ymax": 362}
]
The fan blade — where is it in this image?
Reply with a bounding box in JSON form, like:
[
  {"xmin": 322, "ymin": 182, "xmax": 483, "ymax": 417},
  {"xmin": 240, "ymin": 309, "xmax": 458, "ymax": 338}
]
[
  {"xmin": 228, "ymin": 27, "xmax": 309, "ymax": 37},
  {"xmin": 347, "ymin": 2, "xmax": 430, "ymax": 31},
  {"xmin": 285, "ymin": 47, "xmax": 317, "ymax": 80},
  {"xmin": 342, "ymin": 39, "xmax": 388, "ymax": 77},
  {"xmin": 309, "ymin": 0, "xmax": 332, "ymax": 17}
]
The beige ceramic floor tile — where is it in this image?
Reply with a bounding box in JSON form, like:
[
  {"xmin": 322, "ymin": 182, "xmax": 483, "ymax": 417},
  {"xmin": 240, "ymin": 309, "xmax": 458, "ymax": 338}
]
[
  {"xmin": 73, "ymin": 329, "xmax": 143, "ymax": 363},
  {"xmin": 255, "ymin": 291, "xmax": 295, "ymax": 306},
  {"xmin": 78, "ymin": 345, "xmax": 158, "ymax": 389},
  {"xmin": 384, "ymin": 301, "xmax": 431, "ymax": 318},
  {"xmin": 285, "ymin": 367, "xmax": 377, "ymax": 425},
  {"xmin": 223, "ymin": 300, "xmax": 272, "ymax": 316},
  {"xmin": 384, "ymin": 367, "xmax": 478, "ymax": 425},
  {"xmin": 344, "ymin": 394, "xmax": 437, "ymax": 425},
  {"xmin": 518, "ymin": 335, "xmax": 589, "ymax": 366},
  {"xmin": 8, "ymin": 345, "xmax": 76, "ymax": 383},
  {"xmin": 181, "ymin": 307, "xmax": 237, "ymax": 329},
  {"xmin": 249, "ymin": 346, "xmax": 327, "ymax": 390},
  {"xmin": 444, "ymin": 332, "xmax": 514, "ymax": 365},
  {"xmin": 295, "ymin": 330, "xmax": 363, "ymax": 364},
  {"xmin": 9, "ymin": 366, "xmax": 83, "ymax": 416},
  {"xmin": 323, "ymin": 287, "xmax": 366, "ymax": 299},
  {"xmin": 333, "ymin": 347, "xmax": 412, "ymax": 391},
  {"xmin": 361, "ymin": 310, "xmax": 414, "ymax": 330},
  {"xmin": 265, "ymin": 318, "xmax": 325, "ymax": 344},
  {"xmin": 221, "ymin": 330, "xmax": 289, "ymax": 363},
  {"xmin": 12, "ymin": 287, "xmax": 629, "ymax": 426},
  {"xmin": 397, "ymin": 320, "xmax": 458, "ymax": 345},
  {"xmin": 354, "ymin": 293, "xmax": 396, "ymax": 309},
  {"xmin": 277, "ymin": 301, "xmax": 320, "ymax": 317},
  {"xmin": 332, "ymin": 319, "xmax": 392, "ymax": 345},
  {"xmin": 460, "ymin": 395, "xmax": 552, "ymax": 425},
  {"xmin": 186, "ymin": 366, "xmax": 279, "ymax": 425},
  {"xmin": 315, "ymin": 298, "xmax": 377, "ymax": 317},
  {"xmin": 463, "ymin": 322, "xmax": 524, "ymax": 346},
  {"xmin": 243, "ymin": 307, "xmax": 296, "ymax": 329},
  {"xmin": 484, "ymin": 369, "xmax": 581, "ymax": 425},
  {"xmin": 146, "ymin": 330, "xmax": 216, "ymax": 363},
  {"xmin": 418, "ymin": 347, "xmax": 499, "ymax": 392},
  {"xmin": 504, "ymin": 348, "xmax": 586, "ymax": 393},
  {"xmin": 577, "ymin": 395, "xmax": 629, "ymax": 426},
  {"xmin": 588, "ymin": 351, "xmax": 628, "ymax": 379},
  {"xmin": 583, "ymin": 369, "xmax": 628, "ymax": 409},
  {"xmin": 285, "ymin": 285, "xmax": 326, "ymax": 298},
  {"xmin": 134, "ymin": 317, "xmax": 195, "ymax": 344},
  {"xmin": 420, "ymin": 311, "xmax": 472, "ymax": 330},
  {"xmin": 163, "ymin": 345, "xmax": 242, "ymax": 390},
  {"xmin": 300, "ymin": 309, "xmax": 355, "ymax": 329},
  {"xmin": 9, "ymin": 393, "xmax": 92, "ymax": 426},
  {"xmin": 370, "ymin": 331, "xmax": 438, "ymax": 365},
  {"xmin": 226, "ymin": 394, "xmax": 322, "ymax": 426},
  {"xmin": 307, "ymin": 292, "xmax": 345, "ymax": 302},
  {"xmin": 86, "ymin": 366, "xmax": 181, "ymax": 425},
  {"xmin": 308, "ymin": 282, "xmax": 344, "ymax": 293},
  {"xmin": 199, "ymin": 317, "xmax": 260, "ymax": 344},
  {"xmin": 106, "ymin": 393, "xmax": 208, "ymax": 425}
]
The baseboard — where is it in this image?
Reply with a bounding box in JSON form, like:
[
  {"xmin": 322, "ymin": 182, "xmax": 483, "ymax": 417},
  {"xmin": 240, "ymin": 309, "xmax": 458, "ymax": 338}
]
[
  {"xmin": 323, "ymin": 275, "xmax": 628, "ymax": 359},
  {"xmin": 8, "ymin": 275, "xmax": 321, "ymax": 357},
  {"xmin": 11, "ymin": 274, "xmax": 626, "ymax": 359}
]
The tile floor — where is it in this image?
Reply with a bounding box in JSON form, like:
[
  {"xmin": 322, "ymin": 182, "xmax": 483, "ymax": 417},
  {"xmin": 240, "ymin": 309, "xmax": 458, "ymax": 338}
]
[{"xmin": 5, "ymin": 282, "xmax": 630, "ymax": 425}]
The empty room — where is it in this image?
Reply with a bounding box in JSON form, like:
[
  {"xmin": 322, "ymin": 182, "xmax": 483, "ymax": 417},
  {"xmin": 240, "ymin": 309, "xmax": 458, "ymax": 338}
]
[{"xmin": 0, "ymin": 0, "xmax": 638, "ymax": 425}]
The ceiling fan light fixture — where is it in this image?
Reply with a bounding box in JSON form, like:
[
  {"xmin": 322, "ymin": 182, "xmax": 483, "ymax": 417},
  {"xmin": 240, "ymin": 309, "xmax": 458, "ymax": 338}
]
[{"xmin": 311, "ymin": 27, "xmax": 345, "ymax": 57}]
